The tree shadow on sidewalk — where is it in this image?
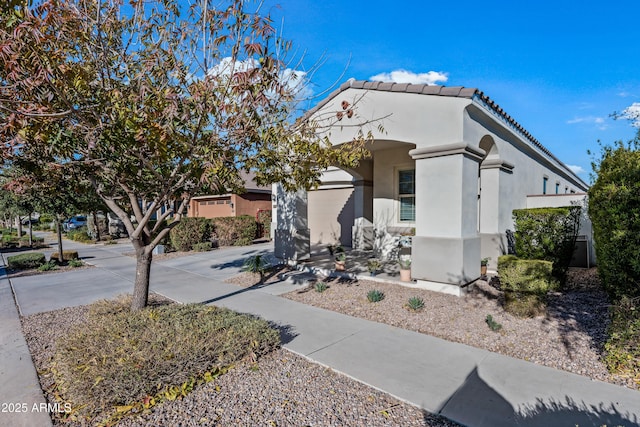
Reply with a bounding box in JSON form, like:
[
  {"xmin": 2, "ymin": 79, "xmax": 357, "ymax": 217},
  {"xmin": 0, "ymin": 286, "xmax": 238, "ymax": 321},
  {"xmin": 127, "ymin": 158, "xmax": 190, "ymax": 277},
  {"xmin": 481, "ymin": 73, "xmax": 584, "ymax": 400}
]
[{"xmin": 440, "ymin": 367, "xmax": 638, "ymax": 427}]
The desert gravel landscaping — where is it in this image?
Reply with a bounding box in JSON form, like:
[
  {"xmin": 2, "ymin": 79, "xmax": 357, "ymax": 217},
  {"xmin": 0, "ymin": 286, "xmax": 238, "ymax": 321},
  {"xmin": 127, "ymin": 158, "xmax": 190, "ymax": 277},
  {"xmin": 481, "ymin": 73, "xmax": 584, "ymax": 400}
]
[
  {"xmin": 21, "ymin": 296, "xmax": 460, "ymax": 427},
  {"xmin": 232, "ymin": 267, "xmax": 638, "ymax": 391}
]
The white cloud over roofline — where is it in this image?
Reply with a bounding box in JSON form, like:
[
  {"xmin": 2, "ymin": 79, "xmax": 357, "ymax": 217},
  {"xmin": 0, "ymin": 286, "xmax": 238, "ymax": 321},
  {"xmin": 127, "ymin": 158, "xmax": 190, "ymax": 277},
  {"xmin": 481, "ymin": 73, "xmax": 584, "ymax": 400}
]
[
  {"xmin": 566, "ymin": 116, "xmax": 608, "ymax": 130},
  {"xmin": 369, "ymin": 69, "xmax": 448, "ymax": 85},
  {"xmin": 567, "ymin": 164, "xmax": 586, "ymax": 175}
]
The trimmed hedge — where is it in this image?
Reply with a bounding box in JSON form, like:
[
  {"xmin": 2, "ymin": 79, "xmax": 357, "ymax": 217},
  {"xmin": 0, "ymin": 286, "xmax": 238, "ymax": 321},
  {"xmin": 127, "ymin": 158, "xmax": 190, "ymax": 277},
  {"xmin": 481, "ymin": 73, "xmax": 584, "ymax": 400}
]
[
  {"xmin": 211, "ymin": 215, "xmax": 257, "ymax": 246},
  {"xmin": 513, "ymin": 206, "xmax": 581, "ymax": 285},
  {"xmin": 257, "ymin": 209, "xmax": 272, "ymax": 239},
  {"xmin": 588, "ymin": 139, "xmax": 640, "ymax": 300},
  {"xmin": 169, "ymin": 217, "xmax": 212, "ymax": 252},
  {"xmin": 7, "ymin": 253, "xmax": 47, "ymax": 269},
  {"xmin": 498, "ymin": 255, "xmax": 558, "ymax": 318},
  {"xmin": 50, "ymin": 250, "xmax": 79, "ymax": 261}
]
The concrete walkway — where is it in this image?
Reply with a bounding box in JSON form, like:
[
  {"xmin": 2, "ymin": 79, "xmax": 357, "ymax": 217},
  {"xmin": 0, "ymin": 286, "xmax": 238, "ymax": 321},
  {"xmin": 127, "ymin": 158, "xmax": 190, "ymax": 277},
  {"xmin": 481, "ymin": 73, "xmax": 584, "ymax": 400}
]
[{"xmin": 2, "ymin": 235, "xmax": 640, "ymax": 426}]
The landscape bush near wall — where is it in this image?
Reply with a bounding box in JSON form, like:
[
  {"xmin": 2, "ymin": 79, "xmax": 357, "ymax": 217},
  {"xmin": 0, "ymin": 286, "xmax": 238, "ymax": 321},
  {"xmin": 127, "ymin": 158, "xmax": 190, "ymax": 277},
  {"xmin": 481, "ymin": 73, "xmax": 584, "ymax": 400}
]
[
  {"xmin": 497, "ymin": 255, "xmax": 558, "ymax": 317},
  {"xmin": 211, "ymin": 215, "xmax": 257, "ymax": 246},
  {"xmin": 257, "ymin": 209, "xmax": 271, "ymax": 239},
  {"xmin": 170, "ymin": 218, "xmax": 212, "ymax": 252},
  {"xmin": 588, "ymin": 140, "xmax": 640, "ymax": 300},
  {"xmin": 513, "ymin": 206, "xmax": 581, "ymax": 284}
]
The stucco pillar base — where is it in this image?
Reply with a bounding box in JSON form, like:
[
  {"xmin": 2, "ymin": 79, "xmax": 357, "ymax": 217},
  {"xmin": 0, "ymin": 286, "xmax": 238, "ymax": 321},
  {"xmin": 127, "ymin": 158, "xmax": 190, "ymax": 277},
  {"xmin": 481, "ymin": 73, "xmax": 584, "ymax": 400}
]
[
  {"xmin": 414, "ymin": 280, "xmax": 470, "ymax": 297},
  {"xmin": 274, "ymin": 229, "xmax": 310, "ymax": 261},
  {"xmin": 411, "ymin": 235, "xmax": 480, "ymax": 291}
]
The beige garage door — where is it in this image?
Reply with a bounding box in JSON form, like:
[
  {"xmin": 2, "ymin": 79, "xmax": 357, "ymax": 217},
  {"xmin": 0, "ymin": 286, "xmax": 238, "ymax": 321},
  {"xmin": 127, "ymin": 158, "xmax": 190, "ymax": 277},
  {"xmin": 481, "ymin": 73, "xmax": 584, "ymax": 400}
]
[{"xmin": 307, "ymin": 187, "xmax": 355, "ymax": 247}]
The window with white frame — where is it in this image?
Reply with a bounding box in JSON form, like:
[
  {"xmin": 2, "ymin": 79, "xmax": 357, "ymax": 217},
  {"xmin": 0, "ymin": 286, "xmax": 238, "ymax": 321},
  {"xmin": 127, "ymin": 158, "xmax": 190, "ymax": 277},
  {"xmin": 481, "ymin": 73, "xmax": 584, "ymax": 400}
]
[{"xmin": 398, "ymin": 169, "xmax": 415, "ymax": 222}]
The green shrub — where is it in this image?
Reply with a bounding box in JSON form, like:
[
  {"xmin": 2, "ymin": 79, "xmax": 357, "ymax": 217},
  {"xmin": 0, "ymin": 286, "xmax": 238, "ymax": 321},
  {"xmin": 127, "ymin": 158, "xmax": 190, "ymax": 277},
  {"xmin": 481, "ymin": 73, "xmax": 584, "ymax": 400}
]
[
  {"xmin": 18, "ymin": 235, "xmax": 45, "ymax": 248},
  {"xmin": 257, "ymin": 209, "xmax": 272, "ymax": 239},
  {"xmin": 7, "ymin": 253, "xmax": 46, "ymax": 269},
  {"xmin": 67, "ymin": 227, "xmax": 93, "ymax": 242},
  {"xmin": 498, "ymin": 256, "xmax": 557, "ymax": 318},
  {"xmin": 604, "ymin": 296, "xmax": 640, "ymax": 385},
  {"xmin": 169, "ymin": 217, "xmax": 212, "ymax": 252},
  {"xmin": 38, "ymin": 213, "xmax": 55, "ymax": 224},
  {"xmin": 497, "ymin": 255, "xmax": 558, "ymax": 294},
  {"xmin": 406, "ymin": 296, "xmax": 424, "ymax": 311},
  {"xmin": 38, "ymin": 261, "xmax": 59, "ymax": 272},
  {"xmin": 192, "ymin": 242, "xmax": 212, "ymax": 252},
  {"xmin": 513, "ymin": 206, "xmax": 581, "ymax": 284},
  {"xmin": 68, "ymin": 259, "xmax": 84, "ymax": 268},
  {"xmin": 52, "ymin": 297, "xmax": 280, "ymax": 423},
  {"xmin": 589, "ymin": 139, "xmax": 640, "ymax": 300},
  {"xmin": 314, "ymin": 282, "xmax": 328, "ymax": 293},
  {"xmin": 367, "ymin": 289, "xmax": 385, "ymax": 303},
  {"xmin": 50, "ymin": 250, "xmax": 79, "ymax": 261},
  {"xmin": 211, "ymin": 215, "xmax": 257, "ymax": 246}
]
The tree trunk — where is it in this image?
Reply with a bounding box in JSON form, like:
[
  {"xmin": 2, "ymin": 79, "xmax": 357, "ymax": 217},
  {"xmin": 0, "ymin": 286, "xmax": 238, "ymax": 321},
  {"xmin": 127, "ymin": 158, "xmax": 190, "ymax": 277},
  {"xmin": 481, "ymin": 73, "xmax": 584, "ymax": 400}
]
[
  {"xmin": 92, "ymin": 211, "xmax": 101, "ymax": 241},
  {"xmin": 131, "ymin": 243, "xmax": 153, "ymax": 311},
  {"xmin": 56, "ymin": 218, "xmax": 64, "ymax": 263},
  {"xmin": 16, "ymin": 216, "xmax": 22, "ymax": 238},
  {"xmin": 28, "ymin": 213, "xmax": 33, "ymax": 247}
]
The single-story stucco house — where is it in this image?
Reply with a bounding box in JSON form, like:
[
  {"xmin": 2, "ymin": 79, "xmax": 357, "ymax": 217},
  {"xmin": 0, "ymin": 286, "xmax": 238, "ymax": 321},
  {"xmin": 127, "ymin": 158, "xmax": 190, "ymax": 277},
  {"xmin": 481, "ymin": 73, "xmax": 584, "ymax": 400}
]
[{"xmin": 273, "ymin": 80, "xmax": 589, "ymax": 295}]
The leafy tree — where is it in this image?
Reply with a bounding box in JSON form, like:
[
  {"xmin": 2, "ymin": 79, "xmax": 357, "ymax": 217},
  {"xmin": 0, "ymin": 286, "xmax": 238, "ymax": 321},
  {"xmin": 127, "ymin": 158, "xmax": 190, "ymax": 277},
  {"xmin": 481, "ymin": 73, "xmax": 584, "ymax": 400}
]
[
  {"xmin": 588, "ymin": 133, "xmax": 640, "ymax": 300},
  {"xmin": 0, "ymin": 0, "xmax": 372, "ymax": 310}
]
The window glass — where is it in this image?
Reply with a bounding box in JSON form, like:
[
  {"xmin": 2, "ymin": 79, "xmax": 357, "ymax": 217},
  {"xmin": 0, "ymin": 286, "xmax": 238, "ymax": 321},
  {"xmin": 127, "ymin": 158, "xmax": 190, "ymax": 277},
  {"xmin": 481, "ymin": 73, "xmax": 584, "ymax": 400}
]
[{"xmin": 398, "ymin": 170, "xmax": 415, "ymax": 222}]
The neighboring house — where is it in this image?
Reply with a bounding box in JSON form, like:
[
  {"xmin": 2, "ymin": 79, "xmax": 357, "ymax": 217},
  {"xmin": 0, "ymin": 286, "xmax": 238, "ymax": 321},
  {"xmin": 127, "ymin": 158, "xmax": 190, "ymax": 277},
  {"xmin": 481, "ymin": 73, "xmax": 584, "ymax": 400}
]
[
  {"xmin": 189, "ymin": 172, "xmax": 272, "ymax": 219},
  {"xmin": 274, "ymin": 80, "xmax": 589, "ymax": 296}
]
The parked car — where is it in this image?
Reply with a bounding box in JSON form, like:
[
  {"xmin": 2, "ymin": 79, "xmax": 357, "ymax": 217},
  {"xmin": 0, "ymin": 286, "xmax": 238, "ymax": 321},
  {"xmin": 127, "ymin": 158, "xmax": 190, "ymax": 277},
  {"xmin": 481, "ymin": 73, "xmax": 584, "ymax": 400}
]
[
  {"xmin": 63, "ymin": 215, "xmax": 87, "ymax": 232},
  {"xmin": 21, "ymin": 217, "xmax": 39, "ymax": 225}
]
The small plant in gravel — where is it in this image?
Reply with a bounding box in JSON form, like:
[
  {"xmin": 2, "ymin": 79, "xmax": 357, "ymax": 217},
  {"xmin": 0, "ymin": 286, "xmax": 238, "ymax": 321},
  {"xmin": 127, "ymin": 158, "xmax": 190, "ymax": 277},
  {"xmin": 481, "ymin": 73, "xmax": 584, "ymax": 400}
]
[
  {"xmin": 68, "ymin": 259, "xmax": 84, "ymax": 268},
  {"xmin": 367, "ymin": 289, "xmax": 385, "ymax": 303},
  {"xmin": 406, "ymin": 296, "xmax": 425, "ymax": 311},
  {"xmin": 314, "ymin": 282, "xmax": 328, "ymax": 293},
  {"xmin": 485, "ymin": 314, "xmax": 503, "ymax": 332},
  {"xmin": 38, "ymin": 261, "xmax": 59, "ymax": 272},
  {"xmin": 242, "ymin": 254, "xmax": 271, "ymax": 284}
]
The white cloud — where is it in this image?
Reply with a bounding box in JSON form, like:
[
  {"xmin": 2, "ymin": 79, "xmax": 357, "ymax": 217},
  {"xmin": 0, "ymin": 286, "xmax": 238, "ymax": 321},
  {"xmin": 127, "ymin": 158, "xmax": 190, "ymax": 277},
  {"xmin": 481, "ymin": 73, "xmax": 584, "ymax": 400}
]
[
  {"xmin": 566, "ymin": 116, "xmax": 608, "ymax": 130},
  {"xmin": 621, "ymin": 102, "xmax": 640, "ymax": 127},
  {"xmin": 567, "ymin": 164, "xmax": 586, "ymax": 175},
  {"xmin": 369, "ymin": 69, "xmax": 448, "ymax": 85},
  {"xmin": 201, "ymin": 57, "xmax": 312, "ymax": 101}
]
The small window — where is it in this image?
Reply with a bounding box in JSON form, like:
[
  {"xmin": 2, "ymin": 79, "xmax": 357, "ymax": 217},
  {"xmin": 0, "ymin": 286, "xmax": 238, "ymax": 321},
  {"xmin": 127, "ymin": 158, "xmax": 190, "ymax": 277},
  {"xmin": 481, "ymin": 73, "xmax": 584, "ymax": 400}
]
[
  {"xmin": 555, "ymin": 182, "xmax": 560, "ymax": 194},
  {"xmin": 398, "ymin": 169, "xmax": 415, "ymax": 222},
  {"xmin": 565, "ymin": 186, "xmax": 568, "ymax": 194},
  {"xmin": 543, "ymin": 177, "xmax": 548, "ymax": 195}
]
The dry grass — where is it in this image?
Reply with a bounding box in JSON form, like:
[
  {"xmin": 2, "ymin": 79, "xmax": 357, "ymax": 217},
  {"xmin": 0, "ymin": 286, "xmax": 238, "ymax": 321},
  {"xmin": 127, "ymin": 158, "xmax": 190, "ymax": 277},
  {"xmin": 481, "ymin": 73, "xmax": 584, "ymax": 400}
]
[{"xmin": 47, "ymin": 295, "xmax": 280, "ymax": 425}]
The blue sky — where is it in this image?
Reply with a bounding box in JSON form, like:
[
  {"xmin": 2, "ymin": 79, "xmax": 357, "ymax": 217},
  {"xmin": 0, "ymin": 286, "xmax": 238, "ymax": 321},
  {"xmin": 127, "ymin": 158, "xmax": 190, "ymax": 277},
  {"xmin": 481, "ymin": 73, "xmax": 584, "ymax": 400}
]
[{"xmin": 264, "ymin": 0, "xmax": 640, "ymax": 183}]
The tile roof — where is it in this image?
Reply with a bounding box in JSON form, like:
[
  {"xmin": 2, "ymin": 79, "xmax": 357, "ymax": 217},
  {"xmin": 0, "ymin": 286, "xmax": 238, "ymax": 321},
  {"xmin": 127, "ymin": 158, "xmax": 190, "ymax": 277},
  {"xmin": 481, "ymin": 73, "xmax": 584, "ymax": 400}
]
[{"xmin": 305, "ymin": 80, "xmax": 586, "ymax": 188}]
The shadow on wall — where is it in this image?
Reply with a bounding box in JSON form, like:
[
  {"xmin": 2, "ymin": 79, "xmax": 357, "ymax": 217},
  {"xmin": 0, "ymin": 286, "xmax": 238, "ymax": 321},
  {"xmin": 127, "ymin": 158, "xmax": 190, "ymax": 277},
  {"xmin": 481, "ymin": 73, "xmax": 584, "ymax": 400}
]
[
  {"xmin": 441, "ymin": 367, "xmax": 639, "ymax": 427},
  {"xmin": 337, "ymin": 191, "xmax": 355, "ymax": 247}
]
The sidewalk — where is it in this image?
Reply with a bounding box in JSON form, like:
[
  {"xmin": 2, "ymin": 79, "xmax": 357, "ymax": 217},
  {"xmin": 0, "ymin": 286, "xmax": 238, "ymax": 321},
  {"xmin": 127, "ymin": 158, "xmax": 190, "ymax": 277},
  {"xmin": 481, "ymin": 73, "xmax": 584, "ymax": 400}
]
[{"xmin": 3, "ymin": 236, "xmax": 640, "ymax": 426}]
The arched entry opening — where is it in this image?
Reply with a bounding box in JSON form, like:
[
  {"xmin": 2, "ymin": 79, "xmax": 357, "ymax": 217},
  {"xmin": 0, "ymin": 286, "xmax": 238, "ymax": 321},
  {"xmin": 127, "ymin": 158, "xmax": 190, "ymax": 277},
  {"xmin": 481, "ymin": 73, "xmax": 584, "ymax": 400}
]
[{"xmin": 477, "ymin": 135, "xmax": 513, "ymax": 266}]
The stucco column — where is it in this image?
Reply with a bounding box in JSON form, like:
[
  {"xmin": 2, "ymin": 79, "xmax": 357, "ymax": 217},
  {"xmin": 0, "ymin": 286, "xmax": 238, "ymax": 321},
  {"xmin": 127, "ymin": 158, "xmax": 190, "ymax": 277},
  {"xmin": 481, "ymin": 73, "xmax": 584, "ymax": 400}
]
[
  {"xmin": 273, "ymin": 184, "xmax": 310, "ymax": 262},
  {"xmin": 409, "ymin": 143, "xmax": 484, "ymax": 296},
  {"xmin": 479, "ymin": 159, "xmax": 514, "ymax": 267}
]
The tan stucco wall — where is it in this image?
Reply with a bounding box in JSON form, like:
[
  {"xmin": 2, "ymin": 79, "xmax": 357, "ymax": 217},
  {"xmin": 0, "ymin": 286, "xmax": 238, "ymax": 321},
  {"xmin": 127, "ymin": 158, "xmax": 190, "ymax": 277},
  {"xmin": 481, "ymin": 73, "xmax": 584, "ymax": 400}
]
[{"xmin": 307, "ymin": 187, "xmax": 354, "ymax": 247}]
